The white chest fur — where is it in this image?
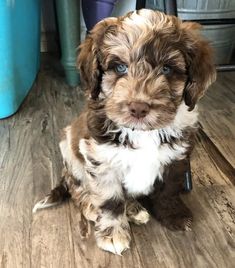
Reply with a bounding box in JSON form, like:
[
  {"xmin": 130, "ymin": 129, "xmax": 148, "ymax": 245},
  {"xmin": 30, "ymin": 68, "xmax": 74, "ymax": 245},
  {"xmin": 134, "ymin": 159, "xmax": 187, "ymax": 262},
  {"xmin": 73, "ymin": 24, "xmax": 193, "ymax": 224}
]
[
  {"xmin": 120, "ymin": 130, "xmax": 187, "ymax": 195},
  {"xmin": 81, "ymin": 129, "xmax": 187, "ymax": 196},
  {"xmin": 79, "ymin": 103, "xmax": 198, "ymax": 197}
]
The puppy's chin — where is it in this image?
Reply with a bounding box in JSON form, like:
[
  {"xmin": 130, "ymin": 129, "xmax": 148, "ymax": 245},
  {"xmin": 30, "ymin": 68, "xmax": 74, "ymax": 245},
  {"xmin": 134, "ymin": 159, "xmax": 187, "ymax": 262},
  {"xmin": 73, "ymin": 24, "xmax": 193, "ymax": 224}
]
[
  {"xmin": 109, "ymin": 114, "xmax": 175, "ymax": 131},
  {"xmin": 121, "ymin": 118, "xmax": 153, "ymax": 131}
]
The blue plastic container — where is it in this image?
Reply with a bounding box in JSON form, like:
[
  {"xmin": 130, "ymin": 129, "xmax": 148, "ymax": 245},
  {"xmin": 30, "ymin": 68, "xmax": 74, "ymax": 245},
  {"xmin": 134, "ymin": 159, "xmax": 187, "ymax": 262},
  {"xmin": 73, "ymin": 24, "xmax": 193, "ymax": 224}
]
[{"xmin": 0, "ymin": 0, "xmax": 40, "ymax": 119}]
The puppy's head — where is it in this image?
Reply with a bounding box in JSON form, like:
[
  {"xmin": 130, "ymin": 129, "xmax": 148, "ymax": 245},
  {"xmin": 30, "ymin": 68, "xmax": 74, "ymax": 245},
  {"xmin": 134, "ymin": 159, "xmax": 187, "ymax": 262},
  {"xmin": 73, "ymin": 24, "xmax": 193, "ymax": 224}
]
[{"xmin": 77, "ymin": 9, "xmax": 216, "ymax": 130}]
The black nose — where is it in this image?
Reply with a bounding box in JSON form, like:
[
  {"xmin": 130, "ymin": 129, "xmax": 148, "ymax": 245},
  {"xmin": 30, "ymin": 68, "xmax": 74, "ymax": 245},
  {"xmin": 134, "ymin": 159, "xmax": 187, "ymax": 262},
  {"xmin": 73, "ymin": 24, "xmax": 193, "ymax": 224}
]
[{"xmin": 129, "ymin": 101, "xmax": 150, "ymax": 119}]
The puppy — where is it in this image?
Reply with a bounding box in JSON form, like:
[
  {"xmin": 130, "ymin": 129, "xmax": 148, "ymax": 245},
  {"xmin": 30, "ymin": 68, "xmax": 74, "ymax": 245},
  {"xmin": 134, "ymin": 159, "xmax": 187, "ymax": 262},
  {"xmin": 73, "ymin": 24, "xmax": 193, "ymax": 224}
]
[{"xmin": 33, "ymin": 9, "xmax": 216, "ymax": 255}]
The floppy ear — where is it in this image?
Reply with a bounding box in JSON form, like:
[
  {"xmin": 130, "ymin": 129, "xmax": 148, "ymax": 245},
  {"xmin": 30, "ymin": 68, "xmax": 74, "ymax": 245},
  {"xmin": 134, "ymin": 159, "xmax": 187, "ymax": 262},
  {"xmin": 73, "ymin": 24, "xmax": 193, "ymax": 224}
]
[
  {"xmin": 181, "ymin": 22, "xmax": 216, "ymax": 111},
  {"xmin": 77, "ymin": 35, "xmax": 101, "ymax": 99},
  {"xmin": 77, "ymin": 18, "xmax": 118, "ymax": 100}
]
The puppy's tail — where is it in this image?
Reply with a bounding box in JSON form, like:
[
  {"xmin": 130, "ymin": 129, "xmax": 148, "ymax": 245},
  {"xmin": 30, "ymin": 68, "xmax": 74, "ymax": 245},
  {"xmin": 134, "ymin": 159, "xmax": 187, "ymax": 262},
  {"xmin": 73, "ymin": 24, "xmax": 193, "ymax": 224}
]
[{"xmin": 33, "ymin": 176, "xmax": 71, "ymax": 213}]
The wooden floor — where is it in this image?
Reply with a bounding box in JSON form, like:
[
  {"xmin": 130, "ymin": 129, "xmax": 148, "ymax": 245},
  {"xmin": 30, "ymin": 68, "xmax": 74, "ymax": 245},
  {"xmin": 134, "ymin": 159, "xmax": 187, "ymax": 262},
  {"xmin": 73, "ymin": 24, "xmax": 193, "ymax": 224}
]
[{"xmin": 0, "ymin": 59, "xmax": 235, "ymax": 268}]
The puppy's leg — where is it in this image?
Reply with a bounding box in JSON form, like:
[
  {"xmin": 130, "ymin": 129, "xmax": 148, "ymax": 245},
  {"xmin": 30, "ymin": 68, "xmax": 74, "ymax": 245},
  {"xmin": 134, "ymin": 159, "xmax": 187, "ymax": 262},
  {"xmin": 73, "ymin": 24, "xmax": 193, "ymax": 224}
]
[
  {"xmin": 153, "ymin": 194, "xmax": 193, "ymax": 231},
  {"xmin": 71, "ymin": 177, "xmax": 131, "ymax": 255},
  {"xmin": 70, "ymin": 186, "xmax": 100, "ymax": 223},
  {"xmin": 95, "ymin": 197, "xmax": 131, "ymax": 255},
  {"xmin": 79, "ymin": 138, "xmax": 131, "ymax": 255},
  {"xmin": 126, "ymin": 198, "xmax": 150, "ymax": 225},
  {"xmin": 84, "ymin": 174, "xmax": 130, "ymax": 255}
]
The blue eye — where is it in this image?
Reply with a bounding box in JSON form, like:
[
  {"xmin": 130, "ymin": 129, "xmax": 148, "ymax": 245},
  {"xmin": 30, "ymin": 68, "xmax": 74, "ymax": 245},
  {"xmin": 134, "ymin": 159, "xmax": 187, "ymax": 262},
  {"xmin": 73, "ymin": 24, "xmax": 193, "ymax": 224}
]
[
  {"xmin": 115, "ymin": 64, "xmax": 128, "ymax": 74},
  {"xmin": 161, "ymin": 65, "xmax": 172, "ymax": 75}
]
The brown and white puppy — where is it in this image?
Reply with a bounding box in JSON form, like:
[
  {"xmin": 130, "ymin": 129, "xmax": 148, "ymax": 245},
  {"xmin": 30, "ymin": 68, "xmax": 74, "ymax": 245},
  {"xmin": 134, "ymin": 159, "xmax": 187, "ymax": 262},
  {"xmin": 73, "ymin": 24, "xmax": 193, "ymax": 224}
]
[{"xmin": 33, "ymin": 9, "xmax": 216, "ymax": 255}]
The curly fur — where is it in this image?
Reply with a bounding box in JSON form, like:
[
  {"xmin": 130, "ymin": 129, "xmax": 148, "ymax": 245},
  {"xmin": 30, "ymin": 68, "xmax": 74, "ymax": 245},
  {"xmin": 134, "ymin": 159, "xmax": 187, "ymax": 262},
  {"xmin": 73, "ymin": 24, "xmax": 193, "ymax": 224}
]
[{"xmin": 34, "ymin": 9, "xmax": 216, "ymax": 255}]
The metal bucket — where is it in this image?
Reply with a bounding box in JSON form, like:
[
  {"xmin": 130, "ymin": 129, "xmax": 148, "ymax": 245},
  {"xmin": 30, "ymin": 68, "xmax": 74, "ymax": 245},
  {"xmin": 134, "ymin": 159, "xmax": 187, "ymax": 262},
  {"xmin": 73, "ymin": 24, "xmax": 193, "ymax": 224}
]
[
  {"xmin": 146, "ymin": 0, "xmax": 235, "ymax": 64},
  {"xmin": 177, "ymin": 0, "xmax": 235, "ymax": 20},
  {"xmin": 201, "ymin": 25, "xmax": 235, "ymax": 64}
]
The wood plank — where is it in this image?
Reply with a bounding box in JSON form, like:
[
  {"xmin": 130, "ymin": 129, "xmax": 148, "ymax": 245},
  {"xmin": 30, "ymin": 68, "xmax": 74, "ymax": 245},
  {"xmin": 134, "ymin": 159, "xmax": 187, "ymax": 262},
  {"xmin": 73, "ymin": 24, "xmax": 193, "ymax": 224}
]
[
  {"xmin": 1, "ymin": 65, "xmax": 235, "ymax": 268},
  {"xmin": 200, "ymin": 72, "xmax": 235, "ymax": 112},
  {"xmin": 29, "ymin": 71, "xmax": 77, "ymax": 268},
  {"xmin": 191, "ymin": 130, "xmax": 235, "ymax": 186},
  {"xmin": 198, "ymin": 72, "xmax": 235, "ymax": 168},
  {"xmin": 189, "ymin": 132, "xmax": 235, "ymax": 243},
  {"xmin": 0, "ymin": 88, "xmax": 36, "ymax": 268},
  {"xmin": 198, "ymin": 109, "xmax": 235, "ymax": 169}
]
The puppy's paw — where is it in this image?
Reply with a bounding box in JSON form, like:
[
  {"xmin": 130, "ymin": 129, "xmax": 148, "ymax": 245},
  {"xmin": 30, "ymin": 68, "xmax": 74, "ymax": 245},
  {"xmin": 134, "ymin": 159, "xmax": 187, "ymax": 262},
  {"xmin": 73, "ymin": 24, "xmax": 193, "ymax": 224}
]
[
  {"xmin": 152, "ymin": 196, "xmax": 193, "ymax": 231},
  {"xmin": 173, "ymin": 216, "xmax": 193, "ymax": 231},
  {"xmin": 128, "ymin": 209, "xmax": 150, "ymax": 225},
  {"xmin": 126, "ymin": 199, "xmax": 150, "ymax": 225},
  {"xmin": 159, "ymin": 214, "xmax": 193, "ymax": 231},
  {"xmin": 96, "ymin": 226, "xmax": 131, "ymax": 255},
  {"xmin": 78, "ymin": 214, "xmax": 92, "ymax": 239}
]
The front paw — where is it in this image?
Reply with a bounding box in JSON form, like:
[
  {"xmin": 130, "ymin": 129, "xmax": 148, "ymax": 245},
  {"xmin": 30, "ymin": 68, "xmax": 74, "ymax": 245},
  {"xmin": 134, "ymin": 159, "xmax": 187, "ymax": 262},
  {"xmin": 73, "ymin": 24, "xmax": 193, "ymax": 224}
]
[
  {"xmin": 95, "ymin": 224, "xmax": 131, "ymax": 255},
  {"xmin": 152, "ymin": 196, "xmax": 193, "ymax": 231},
  {"xmin": 126, "ymin": 199, "xmax": 150, "ymax": 225}
]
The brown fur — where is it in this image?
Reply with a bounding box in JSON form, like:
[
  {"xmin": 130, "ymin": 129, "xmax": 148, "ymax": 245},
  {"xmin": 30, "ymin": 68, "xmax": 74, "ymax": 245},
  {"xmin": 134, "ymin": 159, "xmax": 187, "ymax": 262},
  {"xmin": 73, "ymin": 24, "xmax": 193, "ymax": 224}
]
[
  {"xmin": 78, "ymin": 10, "xmax": 216, "ymax": 125},
  {"xmin": 34, "ymin": 9, "xmax": 216, "ymax": 254},
  {"xmin": 69, "ymin": 111, "xmax": 89, "ymax": 162}
]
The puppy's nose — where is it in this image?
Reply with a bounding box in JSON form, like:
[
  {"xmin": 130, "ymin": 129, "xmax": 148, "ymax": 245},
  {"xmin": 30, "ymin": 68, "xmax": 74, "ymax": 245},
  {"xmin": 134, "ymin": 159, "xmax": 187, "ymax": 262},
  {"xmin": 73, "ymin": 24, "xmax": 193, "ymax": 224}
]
[{"xmin": 129, "ymin": 102, "xmax": 150, "ymax": 119}]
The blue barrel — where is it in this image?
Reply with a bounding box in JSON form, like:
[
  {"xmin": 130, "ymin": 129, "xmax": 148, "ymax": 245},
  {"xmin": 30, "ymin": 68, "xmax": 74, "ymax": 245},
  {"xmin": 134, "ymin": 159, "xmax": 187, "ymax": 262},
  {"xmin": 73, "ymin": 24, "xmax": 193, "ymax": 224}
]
[{"xmin": 0, "ymin": 0, "xmax": 40, "ymax": 119}]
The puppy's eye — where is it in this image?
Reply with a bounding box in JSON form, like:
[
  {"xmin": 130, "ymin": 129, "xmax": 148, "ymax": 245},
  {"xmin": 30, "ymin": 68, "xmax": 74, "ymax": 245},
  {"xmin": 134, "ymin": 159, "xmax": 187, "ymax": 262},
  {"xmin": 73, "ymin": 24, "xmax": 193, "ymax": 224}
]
[
  {"xmin": 115, "ymin": 64, "xmax": 128, "ymax": 74},
  {"xmin": 161, "ymin": 65, "xmax": 172, "ymax": 76}
]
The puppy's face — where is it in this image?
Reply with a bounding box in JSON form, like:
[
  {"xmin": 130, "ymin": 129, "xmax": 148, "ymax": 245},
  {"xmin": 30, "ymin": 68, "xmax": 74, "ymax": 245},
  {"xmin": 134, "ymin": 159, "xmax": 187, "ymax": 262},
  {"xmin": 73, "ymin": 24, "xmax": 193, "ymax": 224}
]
[{"xmin": 78, "ymin": 9, "xmax": 216, "ymax": 131}]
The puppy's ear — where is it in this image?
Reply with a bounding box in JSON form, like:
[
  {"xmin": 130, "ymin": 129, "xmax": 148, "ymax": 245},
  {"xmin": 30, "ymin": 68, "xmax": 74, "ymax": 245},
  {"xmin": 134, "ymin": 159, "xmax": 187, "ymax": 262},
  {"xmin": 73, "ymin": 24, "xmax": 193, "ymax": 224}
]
[
  {"xmin": 77, "ymin": 35, "xmax": 101, "ymax": 99},
  {"xmin": 77, "ymin": 18, "xmax": 118, "ymax": 100},
  {"xmin": 181, "ymin": 22, "xmax": 216, "ymax": 111}
]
